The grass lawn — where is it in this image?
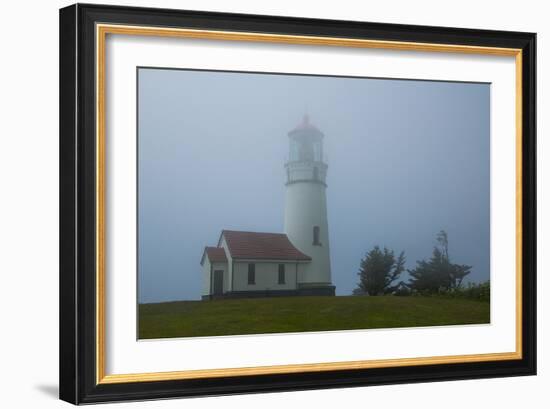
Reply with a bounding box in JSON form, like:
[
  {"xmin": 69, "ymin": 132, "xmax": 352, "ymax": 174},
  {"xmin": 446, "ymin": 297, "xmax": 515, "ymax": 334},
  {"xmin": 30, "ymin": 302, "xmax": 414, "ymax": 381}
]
[{"xmin": 138, "ymin": 295, "xmax": 490, "ymax": 339}]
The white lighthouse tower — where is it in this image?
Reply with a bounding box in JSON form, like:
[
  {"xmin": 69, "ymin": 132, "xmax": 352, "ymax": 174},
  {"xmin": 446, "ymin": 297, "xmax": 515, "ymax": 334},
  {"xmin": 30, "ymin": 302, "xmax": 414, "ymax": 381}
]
[{"xmin": 284, "ymin": 115, "xmax": 335, "ymax": 296}]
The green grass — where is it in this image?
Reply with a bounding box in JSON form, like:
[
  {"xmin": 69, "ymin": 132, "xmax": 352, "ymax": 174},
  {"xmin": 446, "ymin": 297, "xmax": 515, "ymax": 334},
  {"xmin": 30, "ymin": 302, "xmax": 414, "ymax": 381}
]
[{"xmin": 138, "ymin": 295, "xmax": 489, "ymax": 339}]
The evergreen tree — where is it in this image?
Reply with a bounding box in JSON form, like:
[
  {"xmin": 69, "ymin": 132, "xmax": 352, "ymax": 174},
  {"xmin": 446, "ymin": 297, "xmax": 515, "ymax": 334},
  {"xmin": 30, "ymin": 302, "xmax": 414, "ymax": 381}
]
[
  {"xmin": 356, "ymin": 246, "xmax": 405, "ymax": 295},
  {"xmin": 407, "ymin": 230, "xmax": 471, "ymax": 294}
]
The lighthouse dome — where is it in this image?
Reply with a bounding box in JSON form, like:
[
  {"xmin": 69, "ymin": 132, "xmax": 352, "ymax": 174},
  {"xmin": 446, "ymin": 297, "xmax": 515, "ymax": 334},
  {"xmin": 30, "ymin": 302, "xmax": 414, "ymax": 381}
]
[
  {"xmin": 289, "ymin": 114, "xmax": 324, "ymax": 137},
  {"xmin": 287, "ymin": 114, "xmax": 325, "ymax": 164}
]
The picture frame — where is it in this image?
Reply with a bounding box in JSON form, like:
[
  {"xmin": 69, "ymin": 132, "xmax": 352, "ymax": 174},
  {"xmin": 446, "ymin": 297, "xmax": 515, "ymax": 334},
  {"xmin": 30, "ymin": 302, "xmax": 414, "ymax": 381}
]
[{"xmin": 59, "ymin": 3, "xmax": 536, "ymax": 404}]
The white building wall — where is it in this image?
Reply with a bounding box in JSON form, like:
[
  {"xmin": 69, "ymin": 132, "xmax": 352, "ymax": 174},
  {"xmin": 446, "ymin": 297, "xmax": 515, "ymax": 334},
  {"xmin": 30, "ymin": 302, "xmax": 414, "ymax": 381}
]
[
  {"xmin": 212, "ymin": 262, "xmax": 229, "ymax": 293},
  {"xmin": 232, "ymin": 261, "xmax": 298, "ymax": 292},
  {"xmin": 219, "ymin": 236, "xmax": 233, "ymax": 292},
  {"xmin": 284, "ymin": 181, "xmax": 332, "ymax": 286},
  {"xmin": 201, "ymin": 258, "xmax": 229, "ymax": 296},
  {"xmin": 201, "ymin": 257, "xmax": 211, "ymax": 296}
]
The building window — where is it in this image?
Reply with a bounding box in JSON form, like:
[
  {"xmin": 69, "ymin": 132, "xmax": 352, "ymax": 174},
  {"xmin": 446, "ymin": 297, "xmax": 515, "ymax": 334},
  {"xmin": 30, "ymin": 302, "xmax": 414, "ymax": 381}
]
[
  {"xmin": 313, "ymin": 141, "xmax": 321, "ymax": 162},
  {"xmin": 278, "ymin": 264, "xmax": 285, "ymax": 284},
  {"xmin": 248, "ymin": 263, "xmax": 256, "ymax": 285},
  {"xmin": 313, "ymin": 226, "xmax": 321, "ymax": 245},
  {"xmin": 313, "ymin": 166, "xmax": 319, "ymax": 181}
]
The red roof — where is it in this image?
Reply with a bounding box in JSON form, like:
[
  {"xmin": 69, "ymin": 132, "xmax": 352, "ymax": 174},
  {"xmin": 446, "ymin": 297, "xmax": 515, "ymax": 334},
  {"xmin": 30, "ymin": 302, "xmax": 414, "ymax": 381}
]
[
  {"xmin": 221, "ymin": 230, "xmax": 311, "ymax": 261},
  {"xmin": 203, "ymin": 246, "xmax": 228, "ymax": 263},
  {"xmin": 290, "ymin": 114, "xmax": 322, "ymax": 134}
]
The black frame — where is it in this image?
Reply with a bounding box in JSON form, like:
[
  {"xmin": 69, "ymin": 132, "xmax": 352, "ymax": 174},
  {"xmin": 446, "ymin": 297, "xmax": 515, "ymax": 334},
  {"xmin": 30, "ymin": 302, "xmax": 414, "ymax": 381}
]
[{"xmin": 60, "ymin": 3, "xmax": 536, "ymax": 404}]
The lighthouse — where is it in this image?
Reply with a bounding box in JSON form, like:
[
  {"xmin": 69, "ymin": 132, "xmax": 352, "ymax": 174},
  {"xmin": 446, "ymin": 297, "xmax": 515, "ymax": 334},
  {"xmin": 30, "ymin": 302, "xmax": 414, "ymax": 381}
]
[
  {"xmin": 284, "ymin": 115, "xmax": 335, "ymax": 295},
  {"xmin": 200, "ymin": 114, "xmax": 335, "ymax": 299}
]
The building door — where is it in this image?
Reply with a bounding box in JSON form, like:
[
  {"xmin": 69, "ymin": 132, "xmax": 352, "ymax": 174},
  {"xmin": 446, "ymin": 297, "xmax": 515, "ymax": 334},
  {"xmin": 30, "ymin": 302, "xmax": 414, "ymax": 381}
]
[{"xmin": 213, "ymin": 270, "xmax": 224, "ymax": 295}]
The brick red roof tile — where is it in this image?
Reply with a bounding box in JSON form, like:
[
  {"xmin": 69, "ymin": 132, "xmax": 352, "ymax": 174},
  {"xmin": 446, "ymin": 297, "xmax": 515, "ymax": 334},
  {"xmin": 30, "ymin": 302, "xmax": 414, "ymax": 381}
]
[
  {"xmin": 203, "ymin": 246, "xmax": 228, "ymax": 263},
  {"xmin": 289, "ymin": 114, "xmax": 323, "ymax": 135},
  {"xmin": 221, "ymin": 230, "xmax": 311, "ymax": 261}
]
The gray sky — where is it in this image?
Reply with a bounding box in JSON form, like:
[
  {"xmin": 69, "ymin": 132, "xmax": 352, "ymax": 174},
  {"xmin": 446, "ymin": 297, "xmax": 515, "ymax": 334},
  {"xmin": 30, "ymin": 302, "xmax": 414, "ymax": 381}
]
[{"xmin": 138, "ymin": 68, "xmax": 490, "ymax": 303}]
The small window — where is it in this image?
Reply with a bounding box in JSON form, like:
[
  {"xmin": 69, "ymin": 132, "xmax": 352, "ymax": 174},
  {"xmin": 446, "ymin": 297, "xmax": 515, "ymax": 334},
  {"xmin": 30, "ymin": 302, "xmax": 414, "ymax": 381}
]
[
  {"xmin": 313, "ymin": 167, "xmax": 319, "ymax": 181},
  {"xmin": 278, "ymin": 264, "xmax": 285, "ymax": 284},
  {"xmin": 313, "ymin": 226, "xmax": 321, "ymax": 245},
  {"xmin": 248, "ymin": 263, "xmax": 256, "ymax": 285}
]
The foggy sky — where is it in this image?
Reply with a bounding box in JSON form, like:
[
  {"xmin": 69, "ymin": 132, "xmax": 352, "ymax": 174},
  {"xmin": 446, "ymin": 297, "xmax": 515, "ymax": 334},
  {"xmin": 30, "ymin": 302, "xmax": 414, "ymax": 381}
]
[{"xmin": 138, "ymin": 68, "xmax": 490, "ymax": 303}]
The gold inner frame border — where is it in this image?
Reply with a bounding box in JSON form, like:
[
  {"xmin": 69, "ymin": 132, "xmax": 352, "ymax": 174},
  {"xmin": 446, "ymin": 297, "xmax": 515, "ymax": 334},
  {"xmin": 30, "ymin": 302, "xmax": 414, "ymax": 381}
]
[{"xmin": 95, "ymin": 23, "xmax": 523, "ymax": 385}]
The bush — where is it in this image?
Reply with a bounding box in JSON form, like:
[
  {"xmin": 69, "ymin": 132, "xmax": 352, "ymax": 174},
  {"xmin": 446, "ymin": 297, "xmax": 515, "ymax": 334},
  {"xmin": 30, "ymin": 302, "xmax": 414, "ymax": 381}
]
[
  {"xmin": 422, "ymin": 281, "xmax": 490, "ymax": 302},
  {"xmin": 453, "ymin": 281, "xmax": 490, "ymax": 302}
]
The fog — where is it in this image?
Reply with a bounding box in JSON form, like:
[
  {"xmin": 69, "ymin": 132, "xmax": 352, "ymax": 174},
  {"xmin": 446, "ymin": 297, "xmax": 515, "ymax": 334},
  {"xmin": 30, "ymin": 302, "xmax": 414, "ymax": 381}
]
[{"xmin": 138, "ymin": 68, "xmax": 490, "ymax": 303}]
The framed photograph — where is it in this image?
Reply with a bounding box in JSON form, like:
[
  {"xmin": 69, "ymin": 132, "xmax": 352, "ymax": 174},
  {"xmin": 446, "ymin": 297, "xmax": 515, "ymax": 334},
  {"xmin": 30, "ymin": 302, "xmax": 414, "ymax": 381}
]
[{"xmin": 59, "ymin": 3, "xmax": 536, "ymax": 404}]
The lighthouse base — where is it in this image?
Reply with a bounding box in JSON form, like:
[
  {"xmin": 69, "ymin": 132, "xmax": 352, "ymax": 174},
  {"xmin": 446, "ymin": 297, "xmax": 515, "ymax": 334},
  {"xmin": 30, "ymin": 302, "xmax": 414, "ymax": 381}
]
[{"xmin": 296, "ymin": 284, "xmax": 336, "ymax": 296}]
